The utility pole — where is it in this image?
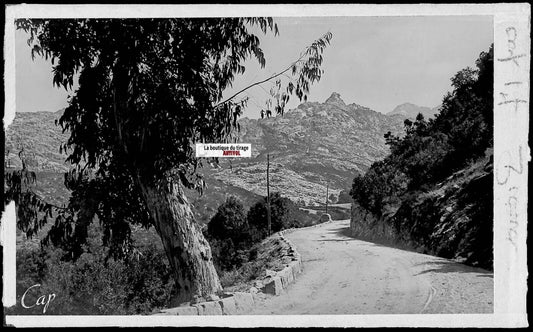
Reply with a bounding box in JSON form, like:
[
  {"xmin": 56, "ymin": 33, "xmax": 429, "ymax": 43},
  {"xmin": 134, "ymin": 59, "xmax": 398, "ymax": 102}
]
[
  {"xmin": 266, "ymin": 153, "xmax": 271, "ymax": 236},
  {"xmin": 325, "ymin": 181, "xmax": 329, "ymax": 215}
]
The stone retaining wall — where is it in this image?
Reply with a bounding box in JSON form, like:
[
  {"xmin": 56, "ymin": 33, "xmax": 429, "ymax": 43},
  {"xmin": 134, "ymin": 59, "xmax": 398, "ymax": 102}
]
[
  {"xmin": 154, "ymin": 217, "xmax": 334, "ymax": 315},
  {"xmin": 258, "ymin": 232, "xmax": 303, "ymax": 296},
  {"xmin": 258, "ymin": 215, "xmax": 333, "ymax": 295},
  {"xmin": 350, "ymin": 202, "xmax": 398, "ymax": 243},
  {"xmin": 154, "ymin": 292, "xmax": 255, "ymax": 316}
]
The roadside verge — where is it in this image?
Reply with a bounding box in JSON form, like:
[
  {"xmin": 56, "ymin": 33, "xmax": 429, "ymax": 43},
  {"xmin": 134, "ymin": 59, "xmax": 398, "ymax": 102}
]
[{"xmin": 153, "ymin": 228, "xmax": 306, "ymax": 315}]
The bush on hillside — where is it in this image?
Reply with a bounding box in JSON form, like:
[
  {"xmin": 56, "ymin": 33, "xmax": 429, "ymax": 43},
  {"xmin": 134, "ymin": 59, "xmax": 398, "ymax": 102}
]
[
  {"xmin": 351, "ymin": 45, "xmax": 493, "ymax": 216},
  {"xmin": 207, "ymin": 195, "xmax": 249, "ymax": 245},
  {"xmin": 205, "ymin": 196, "xmax": 254, "ymax": 272},
  {"xmin": 349, "ymin": 45, "xmax": 494, "ymax": 269},
  {"xmin": 206, "ymin": 193, "xmax": 320, "ymax": 275},
  {"xmin": 11, "ymin": 242, "xmax": 175, "ymax": 315},
  {"xmin": 247, "ymin": 192, "xmax": 300, "ymax": 239}
]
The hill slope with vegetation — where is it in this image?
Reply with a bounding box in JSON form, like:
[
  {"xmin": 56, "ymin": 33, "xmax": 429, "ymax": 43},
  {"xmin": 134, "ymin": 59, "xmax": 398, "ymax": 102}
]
[
  {"xmin": 6, "ymin": 93, "xmax": 405, "ymax": 206},
  {"xmin": 350, "ymin": 45, "xmax": 494, "ymax": 270}
]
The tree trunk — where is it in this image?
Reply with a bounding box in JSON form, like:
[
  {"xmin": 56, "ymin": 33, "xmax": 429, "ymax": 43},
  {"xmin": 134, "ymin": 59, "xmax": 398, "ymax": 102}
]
[{"xmin": 136, "ymin": 177, "xmax": 222, "ymax": 304}]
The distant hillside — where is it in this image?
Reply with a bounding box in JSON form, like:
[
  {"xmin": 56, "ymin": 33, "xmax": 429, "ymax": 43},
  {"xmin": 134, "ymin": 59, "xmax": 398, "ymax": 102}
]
[
  {"xmin": 5, "ymin": 110, "xmax": 69, "ymax": 172},
  {"xmin": 6, "ymin": 93, "xmax": 405, "ymax": 206},
  {"xmin": 215, "ymin": 92, "xmax": 405, "ymax": 204},
  {"xmin": 387, "ymin": 102, "xmax": 439, "ymax": 120}
]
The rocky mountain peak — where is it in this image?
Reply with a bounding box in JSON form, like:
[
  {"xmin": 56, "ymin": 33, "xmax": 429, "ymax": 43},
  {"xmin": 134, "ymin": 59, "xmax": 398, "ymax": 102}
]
[
  {"xmin": 6, "ymin": 95, "xmax": 406, "ymax": 205},
  {"xmin": 324, "ymin": 92, "xmax": 346, "ymax": 106}
]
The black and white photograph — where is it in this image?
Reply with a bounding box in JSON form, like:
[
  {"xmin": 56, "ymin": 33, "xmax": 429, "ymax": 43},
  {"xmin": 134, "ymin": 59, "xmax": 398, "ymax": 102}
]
[{"xmin": 1, "ymin": 3, "xmax": 529, "ymax": 328}]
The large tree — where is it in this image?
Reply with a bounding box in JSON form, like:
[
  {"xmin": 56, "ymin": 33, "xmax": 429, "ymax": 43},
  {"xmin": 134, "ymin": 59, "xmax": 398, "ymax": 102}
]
[{"xmin": 13, "ymin": 18, "xmax": 331, "ymax": 303}]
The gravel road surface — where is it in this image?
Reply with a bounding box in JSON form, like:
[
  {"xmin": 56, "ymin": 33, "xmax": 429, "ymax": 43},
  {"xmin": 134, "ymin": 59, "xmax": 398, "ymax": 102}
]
[{"xmin": 250, "ymin": 219, "xmax": 493, "ymax": 314}]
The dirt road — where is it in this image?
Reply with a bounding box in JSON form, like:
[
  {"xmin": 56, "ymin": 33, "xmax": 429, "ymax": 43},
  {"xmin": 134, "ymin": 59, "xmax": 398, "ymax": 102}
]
[{"xmin": 250, "ymin": 219, "xmax": 493, "ymax": 314}]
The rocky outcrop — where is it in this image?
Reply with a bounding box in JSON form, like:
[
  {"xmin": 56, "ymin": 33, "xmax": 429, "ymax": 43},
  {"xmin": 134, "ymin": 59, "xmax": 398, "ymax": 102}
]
[
  {"xmin": 350, "ymin": 153, "xmax": 493, "ymax": 269},
  {"xmin": 5, "ymin": 110, "xmax": 69, "ymax": 172},
  {"xmin": 216, "ymin": 93, "xmax": 405, "ymax": 205},
  {"xmin": 6, "ymin": 94, "xmax": 404, "ymax": 206},
  {"xmin": 6, "ymin": 94, "xmax": 405, "ymax": 205}
]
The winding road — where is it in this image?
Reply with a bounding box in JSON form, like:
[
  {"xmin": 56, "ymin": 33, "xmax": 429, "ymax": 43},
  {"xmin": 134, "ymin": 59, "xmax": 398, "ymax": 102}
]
[{"xmin": 250, "ymin": 219, "xmax": 493, "ymax": 314}]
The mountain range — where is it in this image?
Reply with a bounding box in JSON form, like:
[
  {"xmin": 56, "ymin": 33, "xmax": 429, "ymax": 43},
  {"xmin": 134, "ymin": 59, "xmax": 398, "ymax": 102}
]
[
  {"xmin": 5, "ymin": 93, "xmax": 420, "ymax": 207},
  {"xmin": 213, "ymin": 92, "xmax": 405, "ymax": 204}
]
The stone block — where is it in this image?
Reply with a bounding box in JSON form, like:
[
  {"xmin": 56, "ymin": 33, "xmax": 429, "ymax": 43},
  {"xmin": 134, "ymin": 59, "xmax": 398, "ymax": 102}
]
[
  {"xmin": 280, "ymin": 272, "xmax": 289, "ymax": 288},
  {"xmin": 262, "ymin": 276, "xmax": 283, "ymax": 295},
  {"xmin": 265, "ymin": 269, "xmax": 277, "ymax": 278},
  {"xmin": 291, "ymin": 261, "xmax": 302, "ymax": 275},
  {"xmin": 158, "ymin": 306, "xmax": 199, "ymax": 315},
  {"xmin": 280, "ymin": 267, "xmax": 294, "ymax": 288},
  {"xmin": 218, "ymin": 295, "xmax": 237, "ymax": 315},
  {"xmin": 233, "ymin": 292, "xmax": 254, "ymax": 313},
  {"xmin": 194, "ymin": 300, "xmax": 223, "ymax": 315}
]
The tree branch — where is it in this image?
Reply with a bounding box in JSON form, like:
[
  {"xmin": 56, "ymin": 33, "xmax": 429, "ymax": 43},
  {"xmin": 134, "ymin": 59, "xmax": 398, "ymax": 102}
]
[{"xmin": 214, "ymin": 57, "xmax": 304, "ymax": 109}]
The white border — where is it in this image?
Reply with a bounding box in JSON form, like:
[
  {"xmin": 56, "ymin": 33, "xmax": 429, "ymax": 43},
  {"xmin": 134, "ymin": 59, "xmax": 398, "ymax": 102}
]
[
  {"xmin": 493, "ymin": 7, "xmax": 530, "ymax": 318},
  {"xmin": 4, "ymin": 314, "xmax": 527, "ymax": 328},
  {"xmin": 3, "ymin": 3, "xmax": 530, "ymax": 328},
  {"xmin": 1, "ymin": 202, "xmax": 16, "ymax": 307}
]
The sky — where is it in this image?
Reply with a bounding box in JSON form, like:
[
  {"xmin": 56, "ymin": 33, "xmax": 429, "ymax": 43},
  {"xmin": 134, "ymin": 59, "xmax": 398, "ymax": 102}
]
[{"xmin": 14, "ymin": 16, "xmax": 493, "ymax": 119}]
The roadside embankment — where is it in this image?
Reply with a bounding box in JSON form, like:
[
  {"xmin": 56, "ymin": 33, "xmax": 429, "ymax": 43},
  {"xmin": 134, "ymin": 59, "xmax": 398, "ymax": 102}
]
[
  {"xmin": 350, "ymin": 154, "xmax": 493, "ymax": 269},
  {"xmin": 154, "ymin": 219, "xmax": 313, "ymax": 315}
]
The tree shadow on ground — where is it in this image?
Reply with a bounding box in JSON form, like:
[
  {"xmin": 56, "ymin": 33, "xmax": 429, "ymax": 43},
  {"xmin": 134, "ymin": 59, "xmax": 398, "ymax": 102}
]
[
  {"xmin": 324, "ymin": 225, "xmax": 419, "ymax": 252},
  {"xmin": 326, "ymin": 225, "xmax": 494, "ymax": 275},
  {"xmin": 312, "ymin": 226, "xmax": 357, "ymax": 242},
  {"xmin": 316, "ymin": 223, "xmax": 493, "ymax": 274},
  {"xmin": 328, "ymin": 226, "xmax": 354, "ymax": 238},
  {"xmin": 414, "ymin": 260, "xmax": 493, "ymax": 276}
]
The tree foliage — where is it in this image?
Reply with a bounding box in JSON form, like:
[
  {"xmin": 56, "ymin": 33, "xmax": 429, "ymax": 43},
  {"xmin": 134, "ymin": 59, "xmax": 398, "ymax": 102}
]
[
  {"xmin": 349, "ymin": 45, "xmax": 493, "ymax": 269},
  {"xmin": 206, "ymin": 193, "xmax": 320, "ymax": 273},
  {"xmin": 12, "ymin": 18, "xmax": 332, "ymax": 262},
  {"xmin": 207, "ymin": 195, "xmax": 248, "ymax": 244},
  {"xmin": 247, "ymin": 192, "xmax": 299, "ymax": 238},
  {"xmin": 12, "ymin": 241, "xmax": 174, "ymax": 315},
  {"xmin": 3, "ymin": 148, "xmax": 70, "ymax": 242},
  {"xmin": 351, "ymin": 44, "xmax": 493, "ymax": 216}
]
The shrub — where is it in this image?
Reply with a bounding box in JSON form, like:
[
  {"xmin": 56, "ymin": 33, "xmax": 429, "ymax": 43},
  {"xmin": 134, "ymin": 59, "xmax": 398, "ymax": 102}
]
[
  {"xmin": 207, "ymin": 195, "xmax": 249, "ymax": 245},
  {"xmin": 348, "ymin": 45, "xmax": 494, "ymax": 269},
  {"xmin": 12, "ymin": 233, "xmax": 175, "ymax": 315},
  {"xmin": 351, "ymin": 45, "xmax": 494, "ymax": 217},
  {"xmin": 208, "ymin": 237, "xmax": 251, "ymax": 273},
  {"xmin": 206, "ymin": 196, "xmax": 254, "ymax": 272},
  {"xmin": 207, "ymin": 193, "xmax": 320, "ymax": 277},
  {"xmin": 247, "ymin": 192, "xmax": 297, "ymax": 237}
]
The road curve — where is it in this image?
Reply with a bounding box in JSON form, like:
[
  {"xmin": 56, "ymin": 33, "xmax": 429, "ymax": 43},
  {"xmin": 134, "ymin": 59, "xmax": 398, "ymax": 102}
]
[{"xmin": 250, "ymin": 219, "xmax": 493, "ymax": 314}]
